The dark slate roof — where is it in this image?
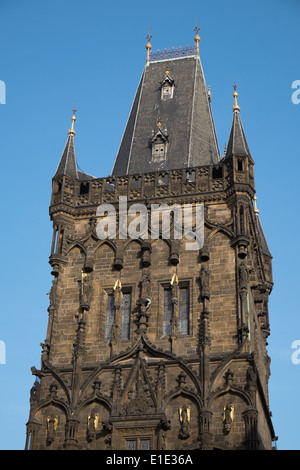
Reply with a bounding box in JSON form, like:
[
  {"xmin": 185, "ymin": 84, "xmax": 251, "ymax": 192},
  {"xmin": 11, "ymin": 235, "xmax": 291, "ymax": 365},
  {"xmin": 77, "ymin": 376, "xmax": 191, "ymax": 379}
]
[
  {"xmin": 54, "ymin": 132, "xmax": 95, "ymax": 181},
  {"xmin": 54, "ymin": 132, "xmax": 78, "ymax": 179},
  {"xmin": 225, "ymin": 108, "xmax": 252, "ymax": 161},
  {"xmin": 256, "ymin": 214, "xmax": 272, "ymax": 257},
  {"xmin": 77, "ymin": 169, "xmax": 95, "ymax": 181},
  {"xmin": 112, "ymin": 55, "xmax": 220, "ymax": 176}
]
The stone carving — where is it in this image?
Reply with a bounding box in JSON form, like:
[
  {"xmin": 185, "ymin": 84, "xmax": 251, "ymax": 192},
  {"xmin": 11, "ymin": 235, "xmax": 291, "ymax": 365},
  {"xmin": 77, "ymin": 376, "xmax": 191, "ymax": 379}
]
[
  {"xmin": 46, "ymin": 416, "xmax": 58, "ymax": 445},
  {"xmin": 178, "ymin": 405, "xmax": 190, "ymax": 439},
  {"xmin": 48, "ymin": 278, "xmax": 58, "ymax": 307},
  {"xmin": 176, "ymin": 371, "xmax": 187, "ymax": 388},
  {"xmin": 73, "ymin": 316, "xmax": 86, "ymax": 360},
  {"xmin": 122, "ymin": 384, "xmax": 154, "ymax": 416},
  {"xmin": 87, "ymin": 410, "xmax": 99, "ymax": 442},
  {"xmin": 246, "ymin": 363, "xmax": 257, "ymax": 393},
  {"xmin": 122, "ymin": 367, "xmax": 154, "ymax": 416},
  {"xmin": 111, "ymin": 366, "xmax": 122, "ymax": 399},
  {"xmin": 80, "ymin": 272, "xmax": 92, "ymax": 310},
  {"xmin": 239, "ymin": 261, "xmax": 249, "ymax": 291},
  {"xmin": 113, "ymin": 246, "xmax": 124, "ymax": 270},
  {"xmin": 137, "ymin": 269, "xmax": 151, "ymax": 334},
  {"xmin": 169, "ymin": 239, "xmax": 180, "ymax": 265},
  {"xmin": 224, "ymin": 369, "xmax": 234, "ymax": 387},
  {"xmin": 141, "ymin": 241, "xmax": 152, "ymax": 267},
  {"xmin": 200, "ymin": 265, "xmax": 210, "ymax": 300},
  {"xmin": 109, "ymin": 280, "xmax": 122, "ymax": 343},
  {"xmin": 223, "ymin": 405, "xmax": 234, "ymax": 434}
]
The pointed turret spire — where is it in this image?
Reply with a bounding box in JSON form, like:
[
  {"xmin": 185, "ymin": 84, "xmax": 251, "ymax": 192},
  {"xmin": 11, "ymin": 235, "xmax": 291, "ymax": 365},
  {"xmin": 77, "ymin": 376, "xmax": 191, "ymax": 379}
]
[
  {"xmin": 225, "ymin": 84, "xmax": 252, "ymax": 160},
  {"xmin": 253, "ymin": 195, "xmax": 272, "ymax": 257},
  {"xmin": 54, "ymin": 106, "xmax": 79, "ymax": 179}
]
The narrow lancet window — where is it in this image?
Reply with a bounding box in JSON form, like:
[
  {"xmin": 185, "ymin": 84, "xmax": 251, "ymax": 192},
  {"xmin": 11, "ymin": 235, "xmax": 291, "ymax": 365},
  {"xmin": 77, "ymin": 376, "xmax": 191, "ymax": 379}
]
[
  {"xmin": 163, "ymin": 288, "xmax": 173, "ymax": 336},
  {"xmin": 120, "ymin": 291, "xmax": 131, "ymax": 340},
  {"xmin": 105, "ymin": 290, "xmax": 132, "ymax": 340},
  {"xmin": 105, "ymin": 294, "xmax": 115, "ymax": 340},
  {"xmin": 179, "ymin": 285, "xmax": 189, "ymax": 335}
]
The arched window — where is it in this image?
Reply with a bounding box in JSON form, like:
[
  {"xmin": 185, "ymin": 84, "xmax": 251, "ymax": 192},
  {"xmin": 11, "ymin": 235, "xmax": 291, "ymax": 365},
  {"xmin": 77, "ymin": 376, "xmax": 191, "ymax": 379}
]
[{"xmin": 105, "ymin": 289, "xmax": 132, "ymax": 340}]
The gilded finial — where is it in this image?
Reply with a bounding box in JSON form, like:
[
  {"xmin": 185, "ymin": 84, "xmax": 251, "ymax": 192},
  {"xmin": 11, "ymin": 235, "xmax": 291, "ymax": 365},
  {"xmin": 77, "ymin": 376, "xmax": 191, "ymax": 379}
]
[
  {"xmin": 69, "ymin": 103, "xmax": 77, "ymax": 135},
  {"xmin": 194, "ymin": 20, "xmax": 200, "ymax": 55},
  {"xmin": 232, "ymin": 82, "xmax": 240, "ymax": 112},
  {"xmin": 146, "ymin": 27, "xmax": 152, "ymax": 63},
  {"xmin": 157, "ymin": 115, "xmax": 162, "ymax": 128},
  {"xmin": 253, "ymin": 195, "xmax": 260, "ymax": 214}
]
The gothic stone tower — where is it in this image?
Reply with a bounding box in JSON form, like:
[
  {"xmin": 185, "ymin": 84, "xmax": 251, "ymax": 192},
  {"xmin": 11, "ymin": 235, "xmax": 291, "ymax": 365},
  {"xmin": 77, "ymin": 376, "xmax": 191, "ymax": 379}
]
[{"xmin": 25, "ymin": 29, "xmax": 276, "ymax": 450}]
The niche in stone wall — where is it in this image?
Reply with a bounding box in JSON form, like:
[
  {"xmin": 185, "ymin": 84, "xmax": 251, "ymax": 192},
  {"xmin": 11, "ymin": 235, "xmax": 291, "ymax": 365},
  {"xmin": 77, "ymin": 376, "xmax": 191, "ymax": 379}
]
[{"xmin": 164, "ymin": 395, "xmax": 199, "ymax": 450}]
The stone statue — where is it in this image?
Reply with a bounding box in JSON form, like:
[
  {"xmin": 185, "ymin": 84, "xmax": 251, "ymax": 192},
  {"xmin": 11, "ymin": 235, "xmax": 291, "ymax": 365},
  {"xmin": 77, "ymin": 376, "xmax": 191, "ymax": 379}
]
[
  {"xmin": 179, "ymin": 405, "xmax": 190, "ymax": 439},
  {"xmin": 200, "ymin": 265, "xmax": 210, "ymax": 299},
  {"xmin": 239, "ymin": 261, "xmax": 249, "ymax": 290}
]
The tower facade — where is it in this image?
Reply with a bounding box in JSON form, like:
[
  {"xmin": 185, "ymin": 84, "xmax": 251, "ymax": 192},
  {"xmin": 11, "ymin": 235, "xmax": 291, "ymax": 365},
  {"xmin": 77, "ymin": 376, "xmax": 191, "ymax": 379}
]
[{"xmin": 26, "ymin": 30, "xmax": 276, "ymax": 450}]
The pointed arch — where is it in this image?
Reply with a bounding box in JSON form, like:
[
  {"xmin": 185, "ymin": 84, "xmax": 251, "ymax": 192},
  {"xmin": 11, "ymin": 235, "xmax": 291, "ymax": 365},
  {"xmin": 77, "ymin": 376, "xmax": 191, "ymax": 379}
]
[
  {"xmin": 94, "ymin": 238, "xmax": 117, "ymax": 255},
  {"xmin": 124, "ymin": 237, "xmax": 143, "ymax": 250},
  {"xmin": 208, "ymin": 226, "xmax": 234, "ymax": 241},
  {"xmin": 208, "ymin": 386, "xmax": 252, "ymax": 408},
  {"xmin": 164, "ymin": 388, "xmax": 202, "ymax": 411},
  {"xmin": 76, "ymin": 395, "xmax": 112, "ymax": 417},
  {"xmin": 32, "ymin": 395, "xmax": 70, "ymax": 418},
  {"xmin": 66, "ymin": 241, "xmax": 86, "ymax": 256},
  {"xmin": 118, "ymin": 355, "xmax": 158, "ymax": 411}
]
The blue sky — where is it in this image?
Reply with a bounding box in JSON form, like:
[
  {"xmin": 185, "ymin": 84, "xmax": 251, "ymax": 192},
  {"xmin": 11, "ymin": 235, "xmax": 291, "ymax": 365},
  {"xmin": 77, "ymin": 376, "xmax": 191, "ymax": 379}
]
[{"xmin": 0, "ymin": 0, "xmax": 299, "ymax": 450}]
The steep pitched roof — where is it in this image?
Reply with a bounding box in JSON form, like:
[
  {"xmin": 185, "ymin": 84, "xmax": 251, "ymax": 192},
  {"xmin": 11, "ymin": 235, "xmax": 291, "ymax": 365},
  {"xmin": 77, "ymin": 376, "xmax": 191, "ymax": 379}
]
[
  {"xmin": 225, "ymin": 110, "xmax": 251, "ymax": 158},
  {"xmin": 224, "ymin": 89, "xmax": 253, "ymax": 161},
  {"xmin": 53, "ymin": 112, "xmax": 95, "ymax": 181},
  {"xmin": 54, "ymin": 131, "xmax": 78, "ymax": 179},
  {"xmin": 112, "ymin": 54, "xmax": 220, "ymax": 176},
  {"xmin": 256, "ymin": 214, "xmax": 272, "ymax": 257}
]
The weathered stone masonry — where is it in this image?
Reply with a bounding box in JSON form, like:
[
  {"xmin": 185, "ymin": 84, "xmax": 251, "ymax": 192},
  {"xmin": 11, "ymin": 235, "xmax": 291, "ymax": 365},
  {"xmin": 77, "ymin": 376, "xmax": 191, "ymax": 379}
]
[{"xmin": 26, "ymin": 35, "xmax": 276, "ymax": 450}]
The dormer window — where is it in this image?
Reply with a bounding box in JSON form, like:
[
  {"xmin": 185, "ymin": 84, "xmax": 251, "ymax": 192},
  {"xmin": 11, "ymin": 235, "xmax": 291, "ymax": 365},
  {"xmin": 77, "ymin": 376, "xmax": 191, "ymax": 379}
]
[
  {"xmin": 151, "ymin": 120, "xmax": 168, "ymax": 162},
  {"xmin": 152, "ymin": 141, "xmax": 166, "ymax": 161},
  {"xmin": 160, "ymin": 69, "xmax": 174, "ymax": 101},
  {"xmin": 161, "ymin": 83, "xmax": 174, "ymax": 100}
]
